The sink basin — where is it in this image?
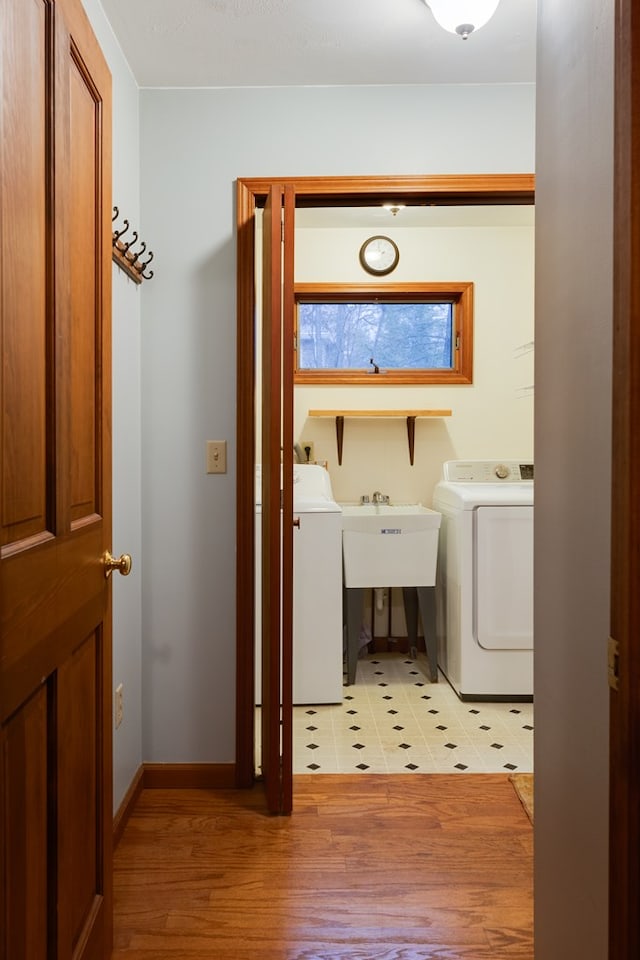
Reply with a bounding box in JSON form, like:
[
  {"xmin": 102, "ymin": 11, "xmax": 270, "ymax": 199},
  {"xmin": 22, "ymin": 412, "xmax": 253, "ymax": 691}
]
[{"xmin": 340, "ymin": 503, "xmax": 441, "ymax": 588}]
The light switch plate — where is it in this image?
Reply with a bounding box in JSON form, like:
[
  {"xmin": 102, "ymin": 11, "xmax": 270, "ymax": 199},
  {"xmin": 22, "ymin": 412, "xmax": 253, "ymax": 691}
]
[{"xmin": 207, "ymin": 440, "xmax": 227, "ymax": 474}]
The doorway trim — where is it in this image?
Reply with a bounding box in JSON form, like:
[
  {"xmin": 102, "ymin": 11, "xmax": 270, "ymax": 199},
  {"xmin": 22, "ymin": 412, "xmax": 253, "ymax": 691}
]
[
  {"xmin": 235, "ymin": 173, "xmax": 535, "ymax": 788},
  {"xmin": 609, "ymin": 0, "xmax": 640, "ymax": 953}
]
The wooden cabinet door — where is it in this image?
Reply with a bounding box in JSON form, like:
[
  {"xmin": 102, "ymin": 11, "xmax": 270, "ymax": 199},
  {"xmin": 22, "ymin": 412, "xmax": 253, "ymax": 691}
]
[{"xmin": 0, "ymin": 0, "xmax": 113, "ymax": 957}]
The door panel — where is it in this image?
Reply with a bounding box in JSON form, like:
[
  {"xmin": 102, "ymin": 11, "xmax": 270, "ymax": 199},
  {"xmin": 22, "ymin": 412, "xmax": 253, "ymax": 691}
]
[
  {"xmin": 69, "ymin": 50, "xmax": 100, "ymax": 525},
  {"xmin": 1, "ymin": 0, "xmax": 49, "ymax": 551},
  {"xmin": 56, "ymin": 632, "xmax": 101, "ymax": 956},
  {"xmin": 260, "ymin": 184, "xmax": 282, "ymax": 814},
  {"xmin": 260, "ymin": 184, "xmax": 294, "ymax": 815},
  {"xmin": 474, "ymin": 506, "xmax": 533, "ymax": 651},
  {"xmin": 0, "ymin": 0, "xmax": 113, "ymax": 957},
  {"xmin": 280, "ymin": 185, "xmax": 294, "ymax": 814},
  {"xmin": 2, "ymin": 687, "xmax": 48, "ymax": 960}
]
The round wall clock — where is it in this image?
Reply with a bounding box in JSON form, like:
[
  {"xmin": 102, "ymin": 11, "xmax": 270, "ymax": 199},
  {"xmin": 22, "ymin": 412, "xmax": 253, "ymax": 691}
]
[{"xmin": 358, "ymin": 235, "xmax": 400, "ymax": 276}]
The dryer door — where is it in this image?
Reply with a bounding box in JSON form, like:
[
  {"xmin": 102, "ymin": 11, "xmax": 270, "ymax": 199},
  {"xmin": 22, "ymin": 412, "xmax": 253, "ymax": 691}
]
[{"xmin": 474, "ymin": 506, "xmax": 533, "ymax": 650}]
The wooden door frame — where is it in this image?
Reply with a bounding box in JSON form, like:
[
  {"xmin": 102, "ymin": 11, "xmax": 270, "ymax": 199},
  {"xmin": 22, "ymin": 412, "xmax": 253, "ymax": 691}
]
[
  {"xmin": 235, "ymin": 173, "xmax": 535, "ymax": 789},
  {"xmin": 610, "ymin": 0, "xmax": 640, "ymax": 955}
]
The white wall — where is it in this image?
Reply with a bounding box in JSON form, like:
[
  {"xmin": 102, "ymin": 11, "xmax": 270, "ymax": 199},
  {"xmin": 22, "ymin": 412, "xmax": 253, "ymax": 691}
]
[
  {"xmin": 82, "ymin": 0, "xmax": 143, "ymax": 811},
  {"xmin": 294, "ymin": 215, "xmax": 534, "ymax": 505},
  {"xmin": 138, "ymin": 83, "xmax": 535, "ymax": 763},
  {"xmin": 534, "ymin": 0, "xmax": 612, "ymax": 956}
]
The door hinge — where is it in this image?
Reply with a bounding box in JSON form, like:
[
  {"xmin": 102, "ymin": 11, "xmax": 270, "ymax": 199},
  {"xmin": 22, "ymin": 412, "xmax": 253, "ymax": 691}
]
[{"xmin": 608, "ymin": 635, "xmax": 620, "ymax": 691}]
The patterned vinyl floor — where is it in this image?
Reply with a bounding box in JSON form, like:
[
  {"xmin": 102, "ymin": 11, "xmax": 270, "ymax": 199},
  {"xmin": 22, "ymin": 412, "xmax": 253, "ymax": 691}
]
[{"xmin": 289, "ymin": 652, "xmax": 534, "ymax": 775}]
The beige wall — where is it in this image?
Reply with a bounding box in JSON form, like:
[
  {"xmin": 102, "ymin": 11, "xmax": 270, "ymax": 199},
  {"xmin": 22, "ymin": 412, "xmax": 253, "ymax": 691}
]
[{"xmin": 293, "ymin": 211, "xmax": 535, "ymax": 505}]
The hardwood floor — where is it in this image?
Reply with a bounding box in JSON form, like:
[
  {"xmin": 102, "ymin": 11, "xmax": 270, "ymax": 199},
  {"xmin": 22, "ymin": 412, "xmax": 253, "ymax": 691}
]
[{"xmin": 113, "ymin": 774, "xmax": 533, "ymax": 959}]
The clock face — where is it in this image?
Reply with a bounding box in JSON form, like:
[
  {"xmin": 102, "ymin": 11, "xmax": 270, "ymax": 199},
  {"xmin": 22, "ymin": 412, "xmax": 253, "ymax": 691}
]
[{"xmin": 359, "ymin": 235, "xmax": 399, "ymax": 276}]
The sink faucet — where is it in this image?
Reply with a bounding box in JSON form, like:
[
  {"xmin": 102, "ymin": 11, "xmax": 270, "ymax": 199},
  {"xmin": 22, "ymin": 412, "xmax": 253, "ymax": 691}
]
[{"xmin": 372, "ymin": 491, "xmax": 390, "ymax": 504}]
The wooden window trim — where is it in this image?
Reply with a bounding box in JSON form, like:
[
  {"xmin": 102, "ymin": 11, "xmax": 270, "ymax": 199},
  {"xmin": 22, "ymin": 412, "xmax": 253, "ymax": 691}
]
[{"xmin": 293, "ymin": 282, "xmax": 473, "ymax": 385}]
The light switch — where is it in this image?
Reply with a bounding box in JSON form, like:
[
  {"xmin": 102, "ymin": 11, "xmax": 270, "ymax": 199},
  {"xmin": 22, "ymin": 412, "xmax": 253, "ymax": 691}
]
[{"xmin": 206, "ymin": 440, "xmax": 227, "ymax": 474}]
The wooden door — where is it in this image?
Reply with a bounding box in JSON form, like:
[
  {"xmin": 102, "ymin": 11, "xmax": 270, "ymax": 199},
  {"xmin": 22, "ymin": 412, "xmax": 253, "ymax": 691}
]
[
  {"xmin": 259, "ymin": 184, "xmax": 294, "ymax": 815},
  {"xmin": 0, "ymin": 0, "xmax": 113, "ymax": 957}
]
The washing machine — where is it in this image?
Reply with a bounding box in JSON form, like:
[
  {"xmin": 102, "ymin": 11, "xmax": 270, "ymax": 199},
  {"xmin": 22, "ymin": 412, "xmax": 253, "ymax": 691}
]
[
  {"xmin": 432, "ymin": 460, "xmax": 534, "ymax": 701},
  {"xmin": 255, "ymin": 463, "xmax": 343, "ymax": 704}
]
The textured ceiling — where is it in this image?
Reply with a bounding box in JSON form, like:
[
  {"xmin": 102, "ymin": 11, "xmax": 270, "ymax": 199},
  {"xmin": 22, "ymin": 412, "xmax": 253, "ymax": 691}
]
[{"xmin": 99, "ymin": 0, "xmax": 537, "ymax": 89}]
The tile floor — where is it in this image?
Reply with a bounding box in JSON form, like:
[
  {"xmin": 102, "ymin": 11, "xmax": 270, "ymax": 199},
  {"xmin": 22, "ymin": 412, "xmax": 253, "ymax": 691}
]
[{"xmin": 290, "ymin": 652, "xmax": 534, "ymax": 775}]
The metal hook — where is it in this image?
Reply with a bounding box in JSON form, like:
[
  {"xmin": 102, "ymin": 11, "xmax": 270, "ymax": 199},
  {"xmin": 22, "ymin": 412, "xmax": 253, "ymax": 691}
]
[
  {"xmin": 131, "ymin": 240, "xmax": 146, "ymax": 262},
  {"xmin": 112, "ymin": 206, "xmax": 119, "ymax": 221},
  {"xmin": 122, "ymin": 230, "xmax": 138, "ymax": 254},
  {"xmin": 113, "ymin": 219, "xmax": 130, "ymax": 241},
  {"xmin": 134, "ymin": 249, "xmax": 154, "ymax": 280}
]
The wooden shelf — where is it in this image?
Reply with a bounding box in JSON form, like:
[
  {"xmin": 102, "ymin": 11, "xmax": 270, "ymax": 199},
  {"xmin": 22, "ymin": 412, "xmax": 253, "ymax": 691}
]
[{"xmin": 308, "ymin": 409, "xmax": 452, "ymax": 466}]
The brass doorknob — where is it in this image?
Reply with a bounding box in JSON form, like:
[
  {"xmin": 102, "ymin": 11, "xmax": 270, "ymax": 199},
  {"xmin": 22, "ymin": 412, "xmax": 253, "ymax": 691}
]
[{"xmin": 104, "ymin": 551, "xmax": 132, "ymax": 579}]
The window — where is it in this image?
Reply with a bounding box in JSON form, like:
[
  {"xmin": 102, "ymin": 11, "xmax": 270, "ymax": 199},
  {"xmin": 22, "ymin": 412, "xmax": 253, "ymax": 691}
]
[{"xmin": 294, "ymin": 283, "xmax": 473, "ymax": 384}]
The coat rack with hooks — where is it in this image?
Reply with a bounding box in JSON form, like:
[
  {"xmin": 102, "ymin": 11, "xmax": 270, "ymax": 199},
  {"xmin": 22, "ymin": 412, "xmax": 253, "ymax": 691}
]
[{"xmin": 112, "ymin": 207, "xmax": 154, "ymax": 283}]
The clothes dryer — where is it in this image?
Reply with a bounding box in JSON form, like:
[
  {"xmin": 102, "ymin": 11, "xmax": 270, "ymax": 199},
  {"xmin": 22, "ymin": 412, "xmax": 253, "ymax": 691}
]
[{"xmin": 432, "ymin": 460, "xmax": 533, "ymax": 700}]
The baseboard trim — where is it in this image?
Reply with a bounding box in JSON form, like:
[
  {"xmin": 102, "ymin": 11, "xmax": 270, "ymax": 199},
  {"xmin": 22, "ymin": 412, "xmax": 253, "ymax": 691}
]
[
  {"xmin": 113, "ymin": 762, "xmax": 238, "ymax": 846},
  {"xmin": 143, "ymin": 762, "xmax": 237, "ymax": 789},
  {"xmin": 113, "ymin": 764, "xmax": 144, "ymax": 849}
]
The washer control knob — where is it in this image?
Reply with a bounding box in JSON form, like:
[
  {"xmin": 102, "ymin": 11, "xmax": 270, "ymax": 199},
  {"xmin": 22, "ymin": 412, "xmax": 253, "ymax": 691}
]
[{"xmin": 494, "ymin": 463, "xmax": 510, "ymax": 479}]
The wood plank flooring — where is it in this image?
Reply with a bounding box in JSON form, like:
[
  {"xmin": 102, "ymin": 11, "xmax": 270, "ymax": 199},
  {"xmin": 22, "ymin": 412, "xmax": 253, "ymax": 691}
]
[{"xmin": 113, "ymin": 774, "xmax": 533, "ymax": 960}]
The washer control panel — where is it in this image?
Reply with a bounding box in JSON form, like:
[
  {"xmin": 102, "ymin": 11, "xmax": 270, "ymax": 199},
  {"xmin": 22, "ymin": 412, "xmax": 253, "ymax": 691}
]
[{"xmin": 442, "ymin": 460, "xmax": 534, "ymax": 482}]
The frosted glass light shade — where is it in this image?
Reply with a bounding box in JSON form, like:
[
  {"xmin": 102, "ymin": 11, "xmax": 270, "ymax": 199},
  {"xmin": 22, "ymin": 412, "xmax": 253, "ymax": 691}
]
[{"xmin": 426, "ymin": 1, "xmax": 501, "ymax": 38}]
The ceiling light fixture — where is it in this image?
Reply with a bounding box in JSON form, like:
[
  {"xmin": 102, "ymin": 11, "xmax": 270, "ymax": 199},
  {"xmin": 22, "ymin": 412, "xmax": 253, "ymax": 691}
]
[
  {"xmin": 383, "ymin": 204, "xmax": 406, "ymax": 216},
  {"xmin": 425, "ymin": 1, "xmax": 501, "ymax": 40}
]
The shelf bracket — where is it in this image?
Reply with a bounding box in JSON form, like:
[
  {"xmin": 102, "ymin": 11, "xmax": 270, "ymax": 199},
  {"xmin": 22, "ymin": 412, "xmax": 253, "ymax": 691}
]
[
  {"xmin": 406, "ymin": 416, "xmax": 416, "ymax": 465},
  {"xmin": 335, "ymin": 416, "xmax": 345, "ymax": 465}
]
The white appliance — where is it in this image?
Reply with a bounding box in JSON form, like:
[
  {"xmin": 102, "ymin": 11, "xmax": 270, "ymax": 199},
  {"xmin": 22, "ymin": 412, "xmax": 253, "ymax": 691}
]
[
  {"xmin": 255, "ymin": 463, "xmax": 343, "ymax": 704},
  {"xmin": 432, "ymin": 460, "xmax": 534, "ymax": 701}
]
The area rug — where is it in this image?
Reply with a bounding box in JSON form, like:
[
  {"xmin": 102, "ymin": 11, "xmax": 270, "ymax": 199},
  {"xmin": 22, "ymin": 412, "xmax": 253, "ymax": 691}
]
[{"xmin": 510, "ymin": 773, "xmax": 534, "ymax": 823}]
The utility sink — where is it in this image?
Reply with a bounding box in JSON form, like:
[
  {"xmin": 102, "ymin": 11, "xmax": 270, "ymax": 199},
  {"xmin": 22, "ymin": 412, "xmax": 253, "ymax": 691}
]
[{"xmin": 340, "ymin": 503, "xmax": 441, "ymax": 588}]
